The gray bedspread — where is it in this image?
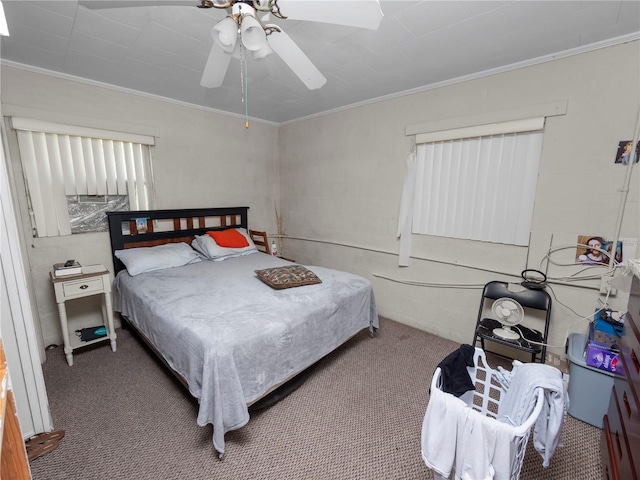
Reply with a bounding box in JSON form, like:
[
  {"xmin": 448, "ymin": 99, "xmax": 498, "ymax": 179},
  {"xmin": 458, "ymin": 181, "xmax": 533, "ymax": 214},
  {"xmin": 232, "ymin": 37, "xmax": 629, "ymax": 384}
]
[{"xmin": 113, "ymin": 253, "xmax": 377, "ymax": 455}]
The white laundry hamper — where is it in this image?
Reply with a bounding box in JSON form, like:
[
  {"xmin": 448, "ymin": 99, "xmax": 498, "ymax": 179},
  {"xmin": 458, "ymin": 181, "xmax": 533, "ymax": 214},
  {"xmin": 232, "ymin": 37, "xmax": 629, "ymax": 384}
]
[{"xmin": 422, "ymin": 347, "xmax": 545, "ymax": 480}]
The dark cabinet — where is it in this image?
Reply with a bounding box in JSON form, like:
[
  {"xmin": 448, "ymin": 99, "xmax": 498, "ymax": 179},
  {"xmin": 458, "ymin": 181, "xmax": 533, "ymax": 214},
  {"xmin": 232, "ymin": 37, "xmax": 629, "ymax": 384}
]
[{"xmin": 601, "ymin": 274, "xmax": 640, "ymax": 480}]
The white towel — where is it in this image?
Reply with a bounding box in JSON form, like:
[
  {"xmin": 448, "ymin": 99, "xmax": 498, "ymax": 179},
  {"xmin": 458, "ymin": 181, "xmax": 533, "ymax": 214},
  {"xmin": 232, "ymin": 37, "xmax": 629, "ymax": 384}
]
[
  {"xmin": 422, "ymin": 383, "xmax": 518, "ymax": 480},
  {"xmin": 455, "ymin": 410, "xmax": 496, "ymax": 480},
  {"xmin": 497, "ymin": 363, "xmax": 568, "ymax": 467},
  {"xmin": 422, "ymin": 386, "xmax": 468, "ymax": 478},
  {"xmin": 455, "ymin": 405, "xmax": 520, "ymax": 480}
]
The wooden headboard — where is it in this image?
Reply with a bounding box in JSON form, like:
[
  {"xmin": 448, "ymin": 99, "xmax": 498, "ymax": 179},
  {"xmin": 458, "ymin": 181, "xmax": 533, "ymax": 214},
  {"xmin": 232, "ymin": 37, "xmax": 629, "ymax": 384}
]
[{"xmin": 106, "ymin": 207, "xmax": 249, "ymax": 275}]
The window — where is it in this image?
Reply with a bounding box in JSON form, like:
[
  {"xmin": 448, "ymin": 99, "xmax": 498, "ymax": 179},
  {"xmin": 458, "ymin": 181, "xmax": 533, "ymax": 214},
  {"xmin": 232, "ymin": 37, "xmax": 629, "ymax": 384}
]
[
  {"xmin": 11, "ymin": 118, "xmax": 155, "ymax": 237},
  {"xmin": 398, "ymin": 117, "xmax": 545, "ymax": 264}
]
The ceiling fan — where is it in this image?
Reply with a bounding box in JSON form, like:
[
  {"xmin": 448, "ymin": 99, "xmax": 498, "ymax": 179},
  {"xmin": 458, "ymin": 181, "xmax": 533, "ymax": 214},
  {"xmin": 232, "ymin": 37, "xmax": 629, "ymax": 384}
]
[{"xmin": 80, "ymin": 0, "xmax": 384, "ymax": 91}]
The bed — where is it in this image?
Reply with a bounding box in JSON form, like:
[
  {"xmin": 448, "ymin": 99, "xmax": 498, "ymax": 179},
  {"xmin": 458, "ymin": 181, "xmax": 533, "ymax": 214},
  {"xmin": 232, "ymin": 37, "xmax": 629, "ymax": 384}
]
[{"xmin": 106, "ymin": 207, "xmax": 377, "ymax": 458}]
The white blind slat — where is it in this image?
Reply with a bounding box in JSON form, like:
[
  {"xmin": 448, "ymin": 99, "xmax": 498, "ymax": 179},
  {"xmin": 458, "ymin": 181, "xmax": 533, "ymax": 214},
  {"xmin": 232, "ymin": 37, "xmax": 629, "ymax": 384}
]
[
  {"xmin": 70, "ymin": 136, "xmax": 86, "ymax": 195},
  {"xmin": 446, "ymin": 141, "xmax": 461, "ymax": 238},
  {"xmin": 58, "ymin": 136, "xmax": 76, "ymax": 195},
  {"xmin": 32, "ymin": 133, "xmax": 61, "ymax": 237},
  {"xmin": 417, "ymin": 145, "xmax": 433, "ymax": 233},
  {"xmin": 81, "ymin": 138, "xmax": 97, "ymax": 195},
  {"xmin": 455, "ymin": 140, "xmax": 470, "ymax": 239},
  {"xmin": 437, "ymin": 142, "xmax": 452, "ymax": 236},
  {"xmin": 45, "ymin": 134, "xmax": 72, "ymax": 236},
  {"xmin": 426, "ymin": 144, "xmax": 441, "ymax": 235},
  {"xmin": 471, "ymin": 138, "xmax": 491, "ymax": 240},
  {"xmin": 92, "ymin": 139, "xmax": 107, "ymax": 196},
  {"xmin": 103, "ymin": 140, "xmax": 118, "ymax": 195},
  {"xmin": 133, "ymin": 144, "xmax": 148, "ymax": 210},
  {"xmin": 124, "ymin": 143, "xmax": 138, "ymax": 210},
  {"xmin": 139, "ymin": 145, "xmax": 152, "ymax": 210},
  {"xmin": 17, "ymin": 131, "xmax": 48, "ymax": 237},
  {"xmin": 483, "ymin": 136, "xmax": 503, "ymax": 242},
  {"xmin": 113, "ymin": 141, "xmax": 128, "ymax": 195},
  {"xmin": 412, "ymin": 147, "xmax": 426, "ymax": 232},
  {"xmin": 500, "ymin": 135, "xmax": 522, "ymax": 244},
  {"xmin": 515, "ymin": 132, "xmax": 544, "ymax": 244}
]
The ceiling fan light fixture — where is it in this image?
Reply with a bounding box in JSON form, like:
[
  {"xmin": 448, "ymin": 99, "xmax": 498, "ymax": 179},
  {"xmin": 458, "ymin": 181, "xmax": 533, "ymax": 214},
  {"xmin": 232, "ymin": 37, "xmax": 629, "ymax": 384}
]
[
  {"xmin": 230, "ymin": 41, "xmax": 242, "ymax": 59},
  {"xmin": 252, "ymin": 42, "xmax": 273, "ymax": 60},
  {"xmin": 212, "ymin": 16, "xmax": 238, "ymax": 52},
  {"xmin": 240, "ymin": 15, "xmax": 266, "ymax": 51}
]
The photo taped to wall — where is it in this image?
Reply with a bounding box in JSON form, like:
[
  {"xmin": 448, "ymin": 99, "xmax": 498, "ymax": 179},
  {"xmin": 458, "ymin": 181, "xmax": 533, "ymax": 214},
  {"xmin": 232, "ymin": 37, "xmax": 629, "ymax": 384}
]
[{"xmin": 575, "ymin": 234, "xmax": 623, "ymax": 266}]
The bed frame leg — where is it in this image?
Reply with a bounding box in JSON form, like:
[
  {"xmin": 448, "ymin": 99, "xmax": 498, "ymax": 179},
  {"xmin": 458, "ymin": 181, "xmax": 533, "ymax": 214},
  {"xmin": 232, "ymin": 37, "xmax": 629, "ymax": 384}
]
[{"xmin": 217, "ymin": 452, "xmax": 225, "ymax": 461}]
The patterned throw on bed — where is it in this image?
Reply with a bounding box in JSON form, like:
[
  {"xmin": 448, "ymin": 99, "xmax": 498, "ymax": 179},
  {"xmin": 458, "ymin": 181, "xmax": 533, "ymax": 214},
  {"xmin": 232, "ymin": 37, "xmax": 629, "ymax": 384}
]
[{"xmin": 255, "ymin": 265, "xmax": 322, "ymax": 289}]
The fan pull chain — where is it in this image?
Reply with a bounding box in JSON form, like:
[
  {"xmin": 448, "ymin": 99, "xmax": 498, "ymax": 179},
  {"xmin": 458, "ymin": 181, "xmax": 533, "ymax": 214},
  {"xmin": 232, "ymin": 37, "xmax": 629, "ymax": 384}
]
[
  {"xmin": 244, "ymin": 53, "xmax": 249, "ymax": 129},
  {"xmin": 239, "ymin": 43, "xmax": 249, "ymax": 129}
]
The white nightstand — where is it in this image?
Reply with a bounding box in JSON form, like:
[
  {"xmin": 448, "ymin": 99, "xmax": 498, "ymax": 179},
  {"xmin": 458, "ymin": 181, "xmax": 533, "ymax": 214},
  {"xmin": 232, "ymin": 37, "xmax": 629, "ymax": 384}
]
[{"xmin": 50, "ymin": 265, "xmax": 117, "ymax": 366}]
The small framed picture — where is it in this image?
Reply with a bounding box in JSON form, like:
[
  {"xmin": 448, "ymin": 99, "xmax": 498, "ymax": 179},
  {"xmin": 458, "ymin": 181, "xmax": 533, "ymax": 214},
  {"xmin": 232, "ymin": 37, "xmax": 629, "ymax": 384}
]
[
  {"xmin": 575, "ymin": 234, "xmax": 623, "ymax": 265},
  {"xmin": 135, "ymin": 217, "xmax": 148, "ymax": 233},
  {"xmin": 614, "ymin": 140, "xmax": 640, "ymax": 165}
]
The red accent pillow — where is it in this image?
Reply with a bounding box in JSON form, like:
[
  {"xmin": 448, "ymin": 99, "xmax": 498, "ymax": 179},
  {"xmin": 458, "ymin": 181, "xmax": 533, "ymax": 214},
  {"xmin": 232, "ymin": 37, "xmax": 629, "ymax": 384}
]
[{"xmin": 207, "ymin": 229, "xmax": 249, "ymax": 248}]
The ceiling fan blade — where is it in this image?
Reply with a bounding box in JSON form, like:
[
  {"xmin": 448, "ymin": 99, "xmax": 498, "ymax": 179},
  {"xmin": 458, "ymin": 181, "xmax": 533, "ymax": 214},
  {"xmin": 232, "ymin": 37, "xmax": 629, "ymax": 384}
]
[
  {"xmin": 79, "ymin": 1, "xmax": 197, "ymax": 9},
  {"xmin": 200, "ymin": 43, "xmax": 231, "ymax": 88},
  {"xmin": 277, "ymin": 0, "xmax": 383, "ymax": 30},
  {"xmin": 267, "ymin": 30, "xmax": 326, "ymax": 90}
]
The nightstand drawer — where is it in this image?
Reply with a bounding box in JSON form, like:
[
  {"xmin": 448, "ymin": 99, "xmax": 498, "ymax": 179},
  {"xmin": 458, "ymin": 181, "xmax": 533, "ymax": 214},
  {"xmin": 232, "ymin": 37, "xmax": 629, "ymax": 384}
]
[{"xmin": 62, "ymin": 277, "xmax": 104, "ymax": 298}]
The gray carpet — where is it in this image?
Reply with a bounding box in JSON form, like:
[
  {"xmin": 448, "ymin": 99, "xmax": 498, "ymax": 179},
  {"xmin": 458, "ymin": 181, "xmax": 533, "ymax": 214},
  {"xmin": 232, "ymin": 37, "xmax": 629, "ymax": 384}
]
[{"xmin": 29, "ymin": 317, "xmax": 601, "ymax": 479}]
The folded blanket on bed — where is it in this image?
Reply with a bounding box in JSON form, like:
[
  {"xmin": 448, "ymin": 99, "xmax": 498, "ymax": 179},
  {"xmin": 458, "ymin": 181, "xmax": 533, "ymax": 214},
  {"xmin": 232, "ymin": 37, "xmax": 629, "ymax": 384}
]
[{"xmin": 255, "ymin": 265, "xmax": 322, "ymax": 289}]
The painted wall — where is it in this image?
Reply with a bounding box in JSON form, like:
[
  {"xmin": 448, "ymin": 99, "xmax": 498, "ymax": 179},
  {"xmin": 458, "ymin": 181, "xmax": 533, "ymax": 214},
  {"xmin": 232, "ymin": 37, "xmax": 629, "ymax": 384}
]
[
  {"xmin": 279, "ymin": 40, "xmax": 640, "ymax": 357},
  {"xmin": 1, "ymin": 66, "xmax": 280, "ymax": 349}
]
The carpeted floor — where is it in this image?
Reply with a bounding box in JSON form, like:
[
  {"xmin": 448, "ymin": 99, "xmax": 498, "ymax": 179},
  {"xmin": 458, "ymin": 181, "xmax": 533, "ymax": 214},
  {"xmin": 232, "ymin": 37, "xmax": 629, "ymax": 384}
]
[{"xmin": 29, "ymin": 317, "xmax": 602, "ymax": 479}]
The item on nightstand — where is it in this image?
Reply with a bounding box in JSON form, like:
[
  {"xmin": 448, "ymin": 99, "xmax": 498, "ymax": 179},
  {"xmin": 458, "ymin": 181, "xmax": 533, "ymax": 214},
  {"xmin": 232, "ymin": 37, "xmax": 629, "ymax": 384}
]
[
  {"xmin": 593, "ymin": 309, "xmax": 624, "ymax": 347},
  {"xmin": 81, "ymin": 264, "xmax": 107, "ymax": 275},
  {"xmin": 75, "ymin": 326, "xmax": 108, "ymax": 342},
  {"xmin": 584, "ymin": 323, "xmax": 624, "ymax": 375},
  {"xmin": 53, "ymin": 260, "xmax": 82, "ymax": 277}
]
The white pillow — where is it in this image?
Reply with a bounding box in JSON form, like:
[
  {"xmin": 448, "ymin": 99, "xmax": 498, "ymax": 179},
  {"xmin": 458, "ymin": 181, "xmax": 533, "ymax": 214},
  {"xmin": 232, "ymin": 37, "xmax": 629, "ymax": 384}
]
[
  {"xmin": 192, "ymin": 229, "xmax": 257, "ymax": 261},
  {"xmin": 115, "ymin": 242, "xmax": 201, "ymax": 276}
]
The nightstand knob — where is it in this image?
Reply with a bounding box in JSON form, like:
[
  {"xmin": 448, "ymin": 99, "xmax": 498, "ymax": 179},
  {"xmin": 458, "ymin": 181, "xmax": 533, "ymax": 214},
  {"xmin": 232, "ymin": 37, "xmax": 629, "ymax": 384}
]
[{"xmin": 79, "ymin": 284, "xmax": 89, "ymax": 290}]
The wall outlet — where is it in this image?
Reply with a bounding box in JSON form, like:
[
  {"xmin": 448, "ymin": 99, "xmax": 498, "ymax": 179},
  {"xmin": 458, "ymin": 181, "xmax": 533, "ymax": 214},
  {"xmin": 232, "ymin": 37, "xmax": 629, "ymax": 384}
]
[{"xmin": 600, "ymin": 277, "xmax": 617, "ymax": 296}]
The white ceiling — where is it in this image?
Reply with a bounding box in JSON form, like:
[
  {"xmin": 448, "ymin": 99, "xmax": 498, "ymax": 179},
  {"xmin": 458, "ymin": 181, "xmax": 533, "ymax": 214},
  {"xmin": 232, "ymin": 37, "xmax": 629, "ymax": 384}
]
[{"xmin": 1, "ymin": 1, "xmax": 639, "ymax": 124}]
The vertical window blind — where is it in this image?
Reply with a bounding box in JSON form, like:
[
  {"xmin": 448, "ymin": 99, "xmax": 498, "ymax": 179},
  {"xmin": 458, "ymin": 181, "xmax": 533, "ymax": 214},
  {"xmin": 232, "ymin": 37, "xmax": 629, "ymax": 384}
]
[
  {"xmin": 11, "ymin": 118, "xmax": 154, "ymax": 237},
  {"xmin": 412, "ymin": 129, "xmax": 544, "ymax": 246},
  {"xmin": 398, "ymin": 117, "xmax": 545, "ymax": 265}
]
